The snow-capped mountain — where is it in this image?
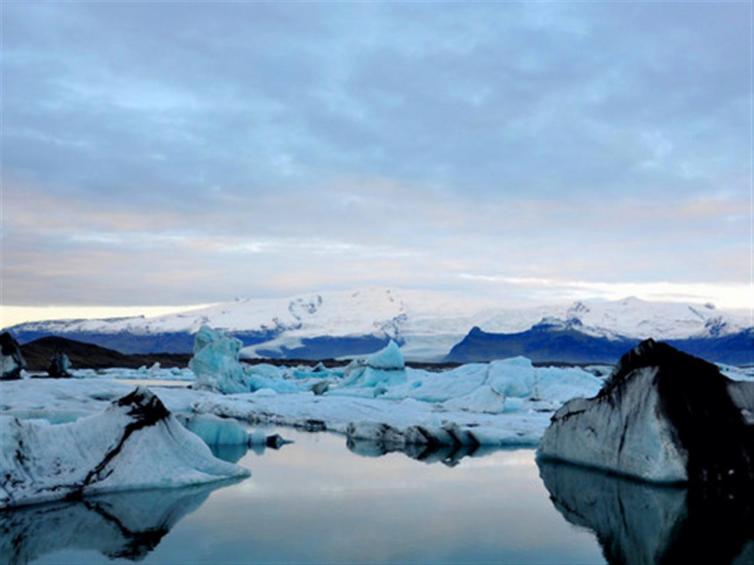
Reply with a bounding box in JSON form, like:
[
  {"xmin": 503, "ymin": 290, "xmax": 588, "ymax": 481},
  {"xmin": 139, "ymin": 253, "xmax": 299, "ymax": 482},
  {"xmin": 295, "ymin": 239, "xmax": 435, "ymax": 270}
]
[{"xmin": 5, "ymin": 287, "xmax": 752, "ymax": 363}]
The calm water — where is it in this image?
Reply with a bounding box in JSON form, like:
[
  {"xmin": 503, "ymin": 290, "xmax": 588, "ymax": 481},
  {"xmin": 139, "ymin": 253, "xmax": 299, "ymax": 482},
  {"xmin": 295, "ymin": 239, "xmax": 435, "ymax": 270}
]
[{"xmin": 4, "ymin": 429, "xmax": 754, "ymax": 564}]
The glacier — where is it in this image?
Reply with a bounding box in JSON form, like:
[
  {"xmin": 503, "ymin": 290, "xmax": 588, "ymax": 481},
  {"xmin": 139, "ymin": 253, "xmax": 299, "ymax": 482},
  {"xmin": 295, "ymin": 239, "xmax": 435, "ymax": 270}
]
[{"xmin": 7, "ymin": 289, "xmax": 751, "ymax": 362}]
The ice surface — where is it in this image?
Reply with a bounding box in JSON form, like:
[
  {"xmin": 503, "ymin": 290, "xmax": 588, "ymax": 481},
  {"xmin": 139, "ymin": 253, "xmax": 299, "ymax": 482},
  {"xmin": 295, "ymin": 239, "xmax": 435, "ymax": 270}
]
[
  {"xmin": 0, "ymin": 387, "xmax": 249, "ymax": 508},
  {"xmin": 0, "ymin": 340, "xmax": 604, "ymax": 452}
]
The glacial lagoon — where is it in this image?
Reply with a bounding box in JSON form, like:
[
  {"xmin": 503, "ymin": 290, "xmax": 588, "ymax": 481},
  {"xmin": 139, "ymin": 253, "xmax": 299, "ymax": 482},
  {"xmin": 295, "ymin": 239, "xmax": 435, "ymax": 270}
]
[{"xmin": 4, "ymin": 428, "xmax": 753, "ymax": 565}]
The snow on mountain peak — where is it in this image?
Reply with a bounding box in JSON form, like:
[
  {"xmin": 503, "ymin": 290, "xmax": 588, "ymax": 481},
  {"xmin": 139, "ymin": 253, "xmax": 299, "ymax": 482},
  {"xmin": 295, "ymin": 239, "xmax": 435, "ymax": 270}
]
[{"xmin": 5, "ymin": 288, "xmax": 750, "ymax": 361}]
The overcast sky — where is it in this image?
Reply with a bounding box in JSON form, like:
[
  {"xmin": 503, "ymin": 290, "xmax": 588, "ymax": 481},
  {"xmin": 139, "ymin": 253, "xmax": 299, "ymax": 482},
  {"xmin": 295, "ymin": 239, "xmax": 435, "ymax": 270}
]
[{"xmin": 1, "ymin": 1, "xmax": 752, "ymax": 317}]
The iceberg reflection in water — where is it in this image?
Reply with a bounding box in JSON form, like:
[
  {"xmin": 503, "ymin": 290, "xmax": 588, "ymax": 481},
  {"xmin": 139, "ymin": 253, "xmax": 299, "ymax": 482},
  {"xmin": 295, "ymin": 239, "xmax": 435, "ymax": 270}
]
[
  {"xmin": 346, "ymin": 437, "xmax": 498, "ymax": 467},
  {"xmin": 0, "ymin": 481, "xmax": 240, "ymax": 564},
  {"xmin": 538, "ymin": 461, "xmax": 754, "ymax": 565}
]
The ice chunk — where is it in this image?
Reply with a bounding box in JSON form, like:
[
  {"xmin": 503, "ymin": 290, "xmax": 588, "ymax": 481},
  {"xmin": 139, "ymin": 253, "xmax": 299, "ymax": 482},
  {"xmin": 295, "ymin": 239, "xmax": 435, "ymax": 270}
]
[
  {"xmin": 248, "ymin": 431, "xmax": 291, "ymax": 449},
  {"xmin": 0, "ymin": 332, "xmax": 25, "ymax": 381},
  {"xmin": 189, "ymin": 326, "xmax": 250, "ymax": 394},
  {"xmin": 189, "ymin": 326, "xmax": 300, "ymax": 394},
  {"xmin": 365, "ymin": 340, "xmax": 405, "ymax": 370},
  {"xmin": 47, "ymin": 352, "xmax": 73, "ymax": 379},
  {"xmin": 336, "ymin": 341, "xmax": 407, "ymax": 392},
  {"xmin": 0, "ymin": 387, "xmax": 249, "ymax": 509}
]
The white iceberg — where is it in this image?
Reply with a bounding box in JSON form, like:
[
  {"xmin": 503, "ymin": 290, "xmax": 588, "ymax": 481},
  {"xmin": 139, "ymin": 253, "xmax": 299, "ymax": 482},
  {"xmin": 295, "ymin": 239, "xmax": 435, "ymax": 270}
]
[
  {"xmin": 365, "ymin": 340, "xmax": 405, "ymax": 370},
  {"xmin": 336, "ymin": 340, "xmax": 407, "ymax": 392},
  {"xmin": 0, "ymin": 387, "xmax": 249, "ymax": 509}
]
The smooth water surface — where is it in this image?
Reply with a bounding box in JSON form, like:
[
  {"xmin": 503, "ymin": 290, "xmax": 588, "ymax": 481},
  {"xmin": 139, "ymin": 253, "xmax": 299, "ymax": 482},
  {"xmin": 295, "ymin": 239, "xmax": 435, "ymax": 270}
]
[{"xmin": 6, "ymin": 428, "xmax": 753, "ymax": 564}]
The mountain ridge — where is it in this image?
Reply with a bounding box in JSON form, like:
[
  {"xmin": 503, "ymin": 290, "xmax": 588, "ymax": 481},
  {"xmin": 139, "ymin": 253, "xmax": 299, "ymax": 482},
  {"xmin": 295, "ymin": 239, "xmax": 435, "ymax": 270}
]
[{"xmin": 5, "ymin": 287, "xmax": 751, "ymax": 362}]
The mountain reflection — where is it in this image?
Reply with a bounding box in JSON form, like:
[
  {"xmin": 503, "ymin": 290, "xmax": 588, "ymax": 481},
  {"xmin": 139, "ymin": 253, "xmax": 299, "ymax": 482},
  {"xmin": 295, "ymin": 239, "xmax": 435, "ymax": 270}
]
[
  {"xmin": 0, "ymin": 481, "xmax": 239, "ymax": 564},
  {"xmin": 538, "ymin": 460, "xmax": 754, "ymax": 564}
]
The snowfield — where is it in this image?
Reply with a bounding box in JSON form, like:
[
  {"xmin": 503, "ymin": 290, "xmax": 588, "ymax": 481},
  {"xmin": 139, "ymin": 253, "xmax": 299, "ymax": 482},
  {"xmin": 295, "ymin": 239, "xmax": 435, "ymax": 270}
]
[{"xmin": 9, "ymin": 288, "xmax": 751, "ymax": 360}]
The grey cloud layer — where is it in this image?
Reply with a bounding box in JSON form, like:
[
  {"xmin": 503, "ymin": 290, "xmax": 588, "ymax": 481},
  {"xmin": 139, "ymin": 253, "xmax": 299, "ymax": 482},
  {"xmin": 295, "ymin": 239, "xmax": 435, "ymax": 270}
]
[{"xmin": 1, "ymin": 2, "xmax": 750, "ymax": 305}]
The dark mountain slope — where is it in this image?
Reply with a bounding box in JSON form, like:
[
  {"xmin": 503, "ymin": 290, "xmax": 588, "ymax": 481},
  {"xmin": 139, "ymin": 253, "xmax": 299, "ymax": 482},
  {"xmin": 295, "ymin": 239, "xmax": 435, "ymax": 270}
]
[{"xmin": 20, "ymin": 336, "xmax": 190, "ymax": 371}]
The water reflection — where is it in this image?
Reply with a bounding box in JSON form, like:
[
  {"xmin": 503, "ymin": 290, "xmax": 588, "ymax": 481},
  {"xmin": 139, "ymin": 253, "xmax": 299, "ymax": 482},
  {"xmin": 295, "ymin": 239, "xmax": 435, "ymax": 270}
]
[
  {"xmin": 209, "ymin": 436, "xmax": 291, "ymax": 464},
  {"xmin": 346, "ymin": 437, "xmax": 498, "ymax": 467},
  {"xmin": 538, "ymin": 460, "xmax": 754, "ymax": 565},
  {"xmin": 0, "ymin": 480, "xmax": 240, "ymax": 564},
  {"xmin": 10, "ymin": 431, "xmax": 604, "ymax": 564},
  {"xmin": 209, "ymin": 443, "xmax": 249, "ymax": 464}
]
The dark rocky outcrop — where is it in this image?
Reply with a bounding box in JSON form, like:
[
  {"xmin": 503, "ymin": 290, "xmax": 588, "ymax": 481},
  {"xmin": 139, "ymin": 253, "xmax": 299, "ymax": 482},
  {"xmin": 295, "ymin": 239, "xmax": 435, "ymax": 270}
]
[
  {"xmin": 19, "ymin": 336, "xmax": 190, "ymax": 371},
  {"xmin": 0, "ymin": 332, "xmax": 26, "ymax": 380},
  {"xmin": 539, "ymin": 339, "xmax": 754, "ymax": 486},
  {"xmin": 445, "ymin": 324, "xmax": 754, "ymax": 365}
]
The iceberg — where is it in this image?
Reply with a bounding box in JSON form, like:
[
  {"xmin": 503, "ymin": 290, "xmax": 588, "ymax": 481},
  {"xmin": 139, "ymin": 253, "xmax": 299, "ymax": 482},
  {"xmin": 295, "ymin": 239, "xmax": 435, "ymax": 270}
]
[
  {"xmin": 365, "ymin": 340, "xmax": 405, "ymax": 370},
  {"xmin": 337, "ymin": 340, "xmax": 407, "ymax": 392},
  {"xmin": 189, "ymin": 326, "xmax": 299, "ymax": 394},
  {"xmin": 47, "ymin": 352, "xmax": 73, "ymax": 378},
  {"xmin": 0, "ymin": 332, "xmax": 25, "ymax": 381},
  {"xmin": 0, "ymin": 387, "xmax": 249, "ymax": 509},
  {"xmin": 189, "ymin": 326, "xmax": 250, "ymax": 394},
  {"xmin": 539, "ymin": 339, "xmax": 754, "ymax": 485}
]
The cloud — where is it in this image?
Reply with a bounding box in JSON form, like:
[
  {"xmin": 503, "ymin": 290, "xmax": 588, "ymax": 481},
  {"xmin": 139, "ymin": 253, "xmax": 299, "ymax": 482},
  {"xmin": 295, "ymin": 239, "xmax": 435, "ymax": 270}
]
[
  {"xmin": 458, "ymin": 274, "xmax": 753, "ymax": 310},
  {"xmin": 1, "ymin": 2, "xmax": 750, "ymax": 309}
]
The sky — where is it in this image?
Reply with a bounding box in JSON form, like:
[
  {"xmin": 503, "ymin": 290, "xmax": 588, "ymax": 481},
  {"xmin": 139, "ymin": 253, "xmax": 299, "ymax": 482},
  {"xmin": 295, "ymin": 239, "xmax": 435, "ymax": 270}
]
[{"xmin": 1, "ymin": 1, "xmax": 752, "ymax": 325}]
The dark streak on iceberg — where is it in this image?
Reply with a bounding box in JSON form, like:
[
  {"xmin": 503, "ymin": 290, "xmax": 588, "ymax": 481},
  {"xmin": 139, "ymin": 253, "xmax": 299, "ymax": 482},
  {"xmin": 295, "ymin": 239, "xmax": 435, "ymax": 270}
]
[
  {"xmin": 539, "ymin": 339, "xmax": 754, "ymax": 486},
  {"xmin": 69, "ymin": 389, "xmax": 173, "ymax": 500},
  {"xmin": 603, "ymin": 340, "xmax": 754, "ymax": 487}
]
